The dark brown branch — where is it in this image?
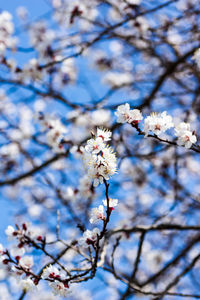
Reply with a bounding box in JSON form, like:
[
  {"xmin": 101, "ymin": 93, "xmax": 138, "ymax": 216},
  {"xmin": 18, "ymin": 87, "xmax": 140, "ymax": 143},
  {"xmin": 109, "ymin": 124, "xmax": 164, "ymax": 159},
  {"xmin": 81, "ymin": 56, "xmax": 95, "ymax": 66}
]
[
  {"xmin": 0, "ymin": 153, "xmax": 65, "ymax": 186},
  {"xmin": 120, "ymin": 231, "xmax": 146, "ymax": 300}
]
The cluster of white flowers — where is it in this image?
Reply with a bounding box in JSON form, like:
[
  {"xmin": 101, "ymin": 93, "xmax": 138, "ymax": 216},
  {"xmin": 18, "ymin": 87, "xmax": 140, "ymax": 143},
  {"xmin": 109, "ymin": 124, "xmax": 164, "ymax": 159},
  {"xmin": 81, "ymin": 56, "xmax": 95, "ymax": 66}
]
[
  {"xmin": 108, "ymin": 0, "xmax": 138, "ymax": 21},
  {"xmin": 37, "ymin": 113, "xmax": 67, "ymax": 152},
  {"xmin": 116, "ymin": 103, "xmax": 197, "ymax": 149},
  {"xmin": 115, "ymin": 103, "xmax": 143, "ymax": 125},
  {"xmin": 143, "ymin": 112, "xmax": 174, "ymax": 137},
  {"xmin": 29, "ymin": 21, "xmax": 55, "ymax": 58},
  {"xmin": 18, "ymin": 58, "xmax": 43, "ymax": 82},
  {"xmin": 79, "ymin": 227, "xmax": 100, "ymax": 248},
  {"xmin": 61, "ymin": 174, "xmax": 94, "ymax": 203},
  {"xmin": 78, "ymin": 175, "xmax": 94, "ymax": 199},
  {"xmin": 103, "ymin": 71, "xmax": 133, "ymax": 88},
  {"xmin": 19, "ymin": 277, "xmax": 36, "ymax": 292},
  {"xmin": 83, "ymin": 128, "xmax": 117, "ymax": 187},
  {"xmin": 175, "ymin": 122, "xmax": 197, "ymax": 149},
  {"xmin": 2, "ymin": 222, "xmax": 71, "ymax": 296},
  {"xmin": 79, "ymin": 198, "xmax": 118, "ymax": 247},
  {"xmin": 76, "ymin": 128, "xmax": 118, "ymax": 248},
  {"xmin": 89, "ymin": 198, "xmax": 118, "ymax": 224},
  {"xmin": 54, "ymin": 57, "xmax": 76, "ymax": 86},
  {"xmin": 0, "ymin": 11, "xmax": 17, "ymax": 55},
  {"xmin": 52, "ymin": 0, "xmax": 98, "ymax": 29},
  {"xmin": 90, "ymin": 205, "xmax": 105, "ymax": 224},
  {"xmin": 4, "ymin": 223, "xmax": 43, "ymax": 258},
  {"xmin": 42, "ymin": 265, "xmax": 69, "ymax": 296},
  {"xmin": 19, "ymin": 256, "xmax": 34, "ymax": 270},
  {"xmin": 67, "ymin": 109, "xmax": 111, "ymax": 144},
  {"xmin": 49, "ymin": 280, "xmax": 69, "ymax": 297},
  {"xmin": 0, "ymin": 224, "xmax": 38, "ymax": 292},
  {"xmin": 102, "ymin": 198, "xmax": 118, "ymax": 210}
]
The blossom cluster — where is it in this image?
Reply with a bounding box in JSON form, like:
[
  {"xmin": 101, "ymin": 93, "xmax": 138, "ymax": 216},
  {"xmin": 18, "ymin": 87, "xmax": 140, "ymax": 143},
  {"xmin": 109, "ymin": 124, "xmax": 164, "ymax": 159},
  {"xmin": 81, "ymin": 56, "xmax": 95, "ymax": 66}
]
[
  {"xmin": 0, "ymin": 11, "xmax": 16, "ymax": 55},
  {"xmin": 115, "ymin": 103, "xmax": 197, "ymax": 149},
  {"xmin": 37, "ymin": 112, "xmax": 67, "ymax": 152},
  {"xmin": 5, "ymin": 223, "xmax": 43, "ymax": 256},
  {"xmin": 175, "ymin": 122, "xmax": 197, "ymax": 149},
  {"xmin": 82, "ymin": 128, "xmax": 117, "ymax": 187},
  {"xmin": 1, "ymin": 223, "xmax": 70, "ymax": 296},
  {"xmin": 75, "ymin": 128, "xmax": 119, "ymax": 248},
  {"xmin": 115, "ymin": 103, "xmax": 143, "ymax": 125},
  {"xmin": 29, "ymin": 21, "xmax": 55, "ymax": 58},
  {"xmin": 79, "ymin": 198, "xmax": 119, "ymax": 248},
  {"xmin": 0, "ymin": 223, "xmax": 42, "ymax": 292},
  {"xmin": 41, "ymin": 265, "xmax": 69, "ymax": 296},
  {"xmin": 62, "ymin": 174, "xmax": 94, "ymax": 203},
  {"xmin": 52, "ymin": 0, "xmax": 98, "ymax": 29},
  {"xmin": 89, "ymin": 198, "xmax": 118, "ymax": 224}
]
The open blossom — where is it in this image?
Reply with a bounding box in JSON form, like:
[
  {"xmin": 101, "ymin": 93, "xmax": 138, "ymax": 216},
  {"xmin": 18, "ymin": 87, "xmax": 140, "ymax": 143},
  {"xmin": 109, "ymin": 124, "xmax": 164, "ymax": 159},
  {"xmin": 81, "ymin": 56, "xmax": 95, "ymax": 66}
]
[
  {"xmin": 21, "ymin": 58, "xmax": 43, "ymax": 82},
  {"xmin": 85, "ymin": 137, "xmax": 105, "ymax": 154},
  {"xmin": 97, "ymin": 128, "xmax": 112, "ymax": 141},
  {"xmin": 5, "ymin": 225, "xmax": 16, "ymax": 240},
  {"xmin": 70, "ymin": 145, "xmax": 85, "ymax": 158},
  {"xmin": 90, "ymin": 205, "xmax": 105, "ymax": 224},
  {"xmin": 19, "ymin": 256, "xmax": 34, "ymax": 270},
  {"xmin": 20, "ymin": 278, "xmax": 36, "ymax": 291},
  {"xmin": 29, "ymin": 21, "xmax": 55, "ymax": 55},
  {"xmin": 103, "ymin": 198, "xmax": 118, "ymax": 210},
  {"xmin": 78, "ymin": 175, "xmax": 94, "ymax": 199},
  {"xmin": 83, "ymin": 128, "xmax": 117, "ymax": 187},
  {"xmin": 115, "ymin": 103, "xmax": 143, "ymax": 124},
  {"xmin": 175, "ymin": 122, "xmax": 197, "ymax": 148},
  {"xmin": 85, "ymin": 150, "xmax": 117, "ymax": 187},
  {"xmin": 87, "ymin": 166, "xmax": 104, "ymax": 187},
  {"xmin": 10, "ymin": 246, "xmax": 25, "ymax": 258},
  {"xmin": 0, "ymin": 11, "xmax": 16, "ymax": 54},
  {"xmin": 143, "ymin": 111, "xmax": 174, "ymax": 137},
  {"xmin": 103, "ymin": 71, "xmax": 132, "ymax": 87},
  {"xmin": 37, "ymin": 113, "xmax": 67, "ymax": 152},
  {"xmin": 42, "ymin": 265, "xmax": 62, "ymax": 280},
  {"xmin": 49, "ymin": 280, "xmax": 69, "ymax": 297},
  {"xmin": 79, "ymin": 228, "xmax": 100, "ymax": 248}
]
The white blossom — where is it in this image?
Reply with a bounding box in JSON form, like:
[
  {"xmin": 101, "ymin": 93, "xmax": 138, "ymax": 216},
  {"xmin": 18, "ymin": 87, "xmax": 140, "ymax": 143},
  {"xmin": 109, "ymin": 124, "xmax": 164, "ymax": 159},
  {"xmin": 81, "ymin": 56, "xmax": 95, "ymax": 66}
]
[
  {"xmin": 175, "ymin": 122, "xmax": 197, "ymax": 148},
  {"xmin": 85, "ymin": 137, "xmax": 105, "ymax": 154},
  {"xmin": 79, "ymin": 228, "xmax": 100, "ymax": 248},
  {"xmin": 83, "ymin": 129, "xmax": 117, "ymax": 187},
  {"xmin": 0, "ymin": 11, "xmax": 16, "ymax": 54},
  {"xmin": 10, "ymin": 246, "xmax": 25, "ymax": 258},
  {"xmin": 115, "ymin": 103, "xmax": 143, "ymax": 124},
  {"xmin": 41, "ymin": 265, "xmax": 61, "ymax": 280},
  {"xmin": 143, "ymin": 111, "xmax": 174, "ymax": 137},
  {"xmin": 103, "ymin": 72, "xmax": 132, "ymax": 87},
  {"xmin": 91, "ymin": 109, "xmax": 111, "ymax": 126},
  {"xmin": 29, "ymin": 21, "xmax": 55, "ymax": 55},
  {"xmin": 19, "ymin": 256, "xmax": 34, "ymax": 270},
  {"xmin": 97, "ymin": 128, "xmax": 112, "ymax": 141},
  {"xmin": 78, "ymin": 175, "xmax": 94, "ymax": 199},
  {"xmin": 89, "ymin": 205, "xmax": 105, "ymax": 223},
  {"xmin": 16, "ymin": 6, "xmax": 28, "ymax": 20},
  {"xmin": 49, "ymin": 280, "xmax": 69, "ymax": 296},
  {"xmin": 5, "ymin": 226, "xmax": 15, "ymax": 240},
  {"xmin": 103, "ymin": 198, "xmax": 118, "ymax": 209},
  {"xmin": 37, "ymin": 114, "xmax": 67, "ymax": 152},
  {"xmin": 20, "ymin": 278, "xmax": 36, "ymax": 292}
]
